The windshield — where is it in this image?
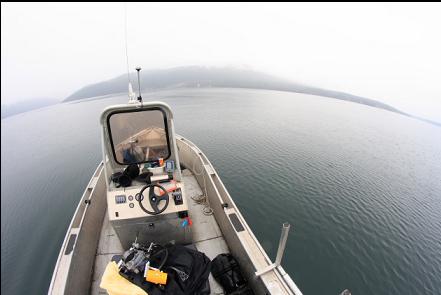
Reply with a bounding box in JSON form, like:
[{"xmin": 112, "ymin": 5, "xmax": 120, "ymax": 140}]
[{"xmin": 108, "ymin": 109, "xmax": 170, "ymax": 165}]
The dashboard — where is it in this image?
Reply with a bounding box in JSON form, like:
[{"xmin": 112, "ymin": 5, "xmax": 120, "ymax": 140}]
[{"xmin": 107, "ymin": 181, "xmax": 188, "ymax": 221}]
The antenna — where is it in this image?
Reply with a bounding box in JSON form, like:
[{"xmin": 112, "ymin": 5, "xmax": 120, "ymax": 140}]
[
  {"xmin": 124, "ymin": 3, "xmax": 136, "ymax": 102},
  {"xmin": 124, "ymin": 3, "xmax": 130, "ymax": 84},
  {"xmin": 136, "ymin": 67, "xmax": 142, "ymax": 102}
]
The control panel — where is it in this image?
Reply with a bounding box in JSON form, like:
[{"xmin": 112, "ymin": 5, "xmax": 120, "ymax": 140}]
[
  {"xmin": 107, "ymin": 181, "xmax": 188, "ymax": 221},
  {"xmin": 172, "ymin": 188, "xmax": 183, "ymax": 205},
  {"xmin": 115, "ymin": 195, "xmax": 127, "ymax": 204},
  {"xmin": 165, "ymin": 160, "xmax": 175, "ymax": 174}
]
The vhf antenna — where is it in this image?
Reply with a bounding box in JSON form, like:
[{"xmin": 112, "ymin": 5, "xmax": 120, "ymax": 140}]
[{"xmin": 136, "ymin": 67, "xmax": 142, "ymax": 102}]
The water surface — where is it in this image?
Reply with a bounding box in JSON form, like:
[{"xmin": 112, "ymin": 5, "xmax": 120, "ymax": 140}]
[{"xmin": 2, "ymin": 88, "xmax": 440, "ymax": 294}]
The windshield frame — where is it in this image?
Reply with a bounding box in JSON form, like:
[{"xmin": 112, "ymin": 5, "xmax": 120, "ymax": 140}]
[{"xmin": 106, "ymin": 107, "xmax": 172, "ymax": 165}]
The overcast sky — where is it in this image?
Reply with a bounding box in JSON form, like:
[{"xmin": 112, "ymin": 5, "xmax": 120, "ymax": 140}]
[{"xmin": 2, "ymin": 3, "xmax": 440, "ymax": 122}]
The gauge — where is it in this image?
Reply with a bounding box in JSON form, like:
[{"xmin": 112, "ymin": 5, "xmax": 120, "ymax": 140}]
[
  {"xmin": 135, "ymin": 193, "xmax": 143, "ymax": 201},
  {"xmin": 115, "ymin": 195, "xmax": 126, "ymax": 204}
]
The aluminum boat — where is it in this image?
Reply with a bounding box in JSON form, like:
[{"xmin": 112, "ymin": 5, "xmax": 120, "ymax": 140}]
[{"xmin": 48, "ymin": 99, "xmax": 303, "ymax": 295}]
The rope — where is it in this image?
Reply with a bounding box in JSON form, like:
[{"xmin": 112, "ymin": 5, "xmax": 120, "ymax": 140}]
[
  {"xmin": 191, "ymin": 150, "xmax": 213, "ymax": 216},
  {"xmin": 191, "ymin": 194, "xmax": 213, "ymax": 216}
]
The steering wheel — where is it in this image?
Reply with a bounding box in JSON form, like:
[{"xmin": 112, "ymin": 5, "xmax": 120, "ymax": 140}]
[{"xmin": 137, "ymin": 184, "xmax": 170, "ymax": 215}]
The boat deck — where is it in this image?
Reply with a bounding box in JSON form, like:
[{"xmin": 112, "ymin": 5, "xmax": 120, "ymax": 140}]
[{"xmin": 90, "ymin": 169, "xmax": 228, "ymax": 294}]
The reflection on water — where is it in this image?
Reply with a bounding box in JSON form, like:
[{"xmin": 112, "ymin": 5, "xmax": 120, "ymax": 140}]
[{"xmin": 1, "ymin": 88, "xmax": 441, "ymax": 295}]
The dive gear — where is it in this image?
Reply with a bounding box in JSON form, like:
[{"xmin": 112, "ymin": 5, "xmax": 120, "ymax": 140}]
[
  {"xmin": 211, "ymin": 254, "xmax": 253, "ymax": 295},
  {"xmin": 110, "ymin": 164, "xmax": 140, "ymax": 188}
]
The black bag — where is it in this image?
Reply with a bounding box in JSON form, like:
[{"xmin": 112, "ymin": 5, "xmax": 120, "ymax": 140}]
[
  {"xmin": 157, "ymin": 245, "xmax": 211, "ymax": 295},
  {"xmin": 110, "ymin": 164, "xmax": 140, "ymax": 187},
  {"xmin": 117, "ymin": 244, "xmax": 211, "ymax": 295},
  {"xmin": 211, "ymin": 254, "xmax": 254, "ymax": 295}
]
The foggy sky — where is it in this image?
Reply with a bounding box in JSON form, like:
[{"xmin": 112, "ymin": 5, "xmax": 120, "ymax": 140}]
[{"xmin": 1, "ymin": 3, "xmax": 440, "ymax": 122}]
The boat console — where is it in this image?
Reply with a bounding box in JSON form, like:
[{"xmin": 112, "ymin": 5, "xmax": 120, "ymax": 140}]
[{"xmin": 100, "ymin": 102, "xmax": 192, "ymax": 249}]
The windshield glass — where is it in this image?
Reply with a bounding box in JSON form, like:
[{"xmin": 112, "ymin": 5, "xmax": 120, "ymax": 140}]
[{"xmin": 108, "ymin": 109, "xmax": 170, "ymax": 164}]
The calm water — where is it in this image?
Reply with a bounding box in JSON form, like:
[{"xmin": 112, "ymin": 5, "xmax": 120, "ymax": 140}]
[{"xmin": 1, "ymin": 88, "xmax": 441, "ymax": 295}]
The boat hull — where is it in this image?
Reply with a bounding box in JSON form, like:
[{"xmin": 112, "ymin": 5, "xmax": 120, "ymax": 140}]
[{"xmin": 48, "ymin": 136, "xmax": 302, "ymax": 295}]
